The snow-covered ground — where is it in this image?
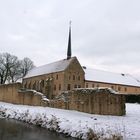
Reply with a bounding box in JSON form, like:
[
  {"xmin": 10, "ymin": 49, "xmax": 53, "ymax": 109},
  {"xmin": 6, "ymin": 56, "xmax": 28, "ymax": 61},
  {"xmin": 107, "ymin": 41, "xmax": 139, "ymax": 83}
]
[{"xmin": 0, "ymin": 102, "xmax": 140, "ymax": 140}]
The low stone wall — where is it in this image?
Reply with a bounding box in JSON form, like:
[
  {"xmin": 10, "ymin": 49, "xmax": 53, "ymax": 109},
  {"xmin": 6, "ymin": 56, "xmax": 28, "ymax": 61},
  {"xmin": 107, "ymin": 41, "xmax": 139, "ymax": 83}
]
[
  {"xmin": 68, "ymin": 88, "xmax": 125, "ymax": 116},
  {"xmin": 0, "ymin": 83, "xmax": 21, "ymax": 104},
  {"xmin": 0, "ymin": 83, "xmax": 42, "ymax": 106},
  {"xmin": 18, "ymin": 90, "xmax": 42, "ymax": 106},
  {"xmin": 42, "ymin": 88, "xmax": 125, "ymax": 116},
  {"xmin": 0, "ymin": 83, "xmax": 125, "ymax": 116}
]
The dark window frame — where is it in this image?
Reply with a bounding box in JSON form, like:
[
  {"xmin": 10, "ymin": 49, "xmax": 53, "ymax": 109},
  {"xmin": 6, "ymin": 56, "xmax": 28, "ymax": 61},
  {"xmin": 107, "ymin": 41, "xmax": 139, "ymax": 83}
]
[{"xmin": 67, "ymin": 84, "xmax": 71, "ymax": 90}]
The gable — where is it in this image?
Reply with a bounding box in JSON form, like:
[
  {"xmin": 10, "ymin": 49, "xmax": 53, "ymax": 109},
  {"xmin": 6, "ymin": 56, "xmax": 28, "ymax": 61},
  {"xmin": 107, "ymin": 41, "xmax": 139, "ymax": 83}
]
[
  {"xmin": 24, "ymin": 57, "xmax": 76, "ymax": 79},
  {"xmin": 65, "ymin": 57, "xmax": 85, "ymax": 74}
]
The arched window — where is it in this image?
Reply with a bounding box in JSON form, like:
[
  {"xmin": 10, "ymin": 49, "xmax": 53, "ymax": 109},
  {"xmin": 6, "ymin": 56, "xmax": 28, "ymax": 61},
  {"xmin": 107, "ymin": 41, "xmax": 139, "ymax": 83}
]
[
  {"xmin": 36, "ymin": 81, "xmax": 39, "ymax": 91},
  {"xmin": 40, "ymin": 80, "xmax": 44, "ymax": 88},
  {"xmin": 28, "ymin": 82, "xmax": 31, "ymax": 89},
  {"xmin": 33, "ymin": 81, "xmax": 36, "ymax": 90},
  {"xmin": 23, "ymin": 82, "xmax": 27, "ymax": 88}
]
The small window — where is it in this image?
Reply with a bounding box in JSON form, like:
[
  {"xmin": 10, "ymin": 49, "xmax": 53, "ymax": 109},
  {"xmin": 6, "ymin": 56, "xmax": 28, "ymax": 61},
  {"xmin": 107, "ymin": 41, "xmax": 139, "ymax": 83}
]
[
  {"xmin": 111, "ymin": 86, "xmax": 114, "ymax": 89},
  {"xmin": 69, "ymin": 76, "xmax": 71, "ymax": 80},
  {"xmin": 118, "ymin": 87, "xmax": 121, "ymax": 91},
  {"xmin": 125, "ymin": 87, "xmax": 127, "ymax": 92},
  {"xmin": 78, "ymin": 76, "xmax": 80, "ymax": 80},
  {"xmin": 73, "ymin": 75, "xmax": 75, "ymax": 80},
  {"xmin": 59, "ymin": 84, "xmax": 61, "ymax": 90},
  {"xmin": 86, "ymin": 83, "xmax": 88, "ymax": 88},
  {"xmin": 97, "ymin": 84, "xmax": 99, "ymax": 87},
  {"xmin": 92, "ymin": 84, "xmax": 94, "ymax": 88},
  {"xmin": 54, "ymin": 85, "xmax": 56, "ymax": 91},
  {"xmin": 74, "ymin": 85, "xmax": 77, "ymax": 88},
  {"xmin": 67, "ymin": 84, "xmax": 71, "ymax": 90},
  {"xmin": 56, "ymin": 74, "xmax": 58, "ymax": 80},
  {"xmin": 78, "ymin": 85, "xmax": 81, "ymax": 88}
]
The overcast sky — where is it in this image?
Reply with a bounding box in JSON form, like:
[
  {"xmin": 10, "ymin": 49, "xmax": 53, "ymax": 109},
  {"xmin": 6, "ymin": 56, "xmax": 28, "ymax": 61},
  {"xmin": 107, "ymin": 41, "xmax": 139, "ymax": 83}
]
[{"xmin": 0, "ymin": 0, "xmax": 140, "ymax": 78}]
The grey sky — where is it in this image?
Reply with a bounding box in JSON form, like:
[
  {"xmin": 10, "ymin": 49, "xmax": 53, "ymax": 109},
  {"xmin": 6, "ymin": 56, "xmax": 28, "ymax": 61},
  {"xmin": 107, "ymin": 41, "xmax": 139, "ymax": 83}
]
[{"xmin": 0, "ymin": 0, "xmax": 140, "ymax": 78}]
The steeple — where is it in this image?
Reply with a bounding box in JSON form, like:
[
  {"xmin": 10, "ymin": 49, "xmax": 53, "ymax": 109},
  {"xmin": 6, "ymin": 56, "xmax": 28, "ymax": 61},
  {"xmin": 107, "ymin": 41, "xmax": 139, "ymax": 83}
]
[{"xmin": 67, "ymin": 21, "xmax": 72, "ymax": 59}]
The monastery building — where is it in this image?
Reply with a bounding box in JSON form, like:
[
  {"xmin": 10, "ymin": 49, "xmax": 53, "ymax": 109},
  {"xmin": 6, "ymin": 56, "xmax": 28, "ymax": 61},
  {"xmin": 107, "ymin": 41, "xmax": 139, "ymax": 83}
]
[{"xmin": 23, "ymin": 24, "xmax": 140, "ymax": 98}]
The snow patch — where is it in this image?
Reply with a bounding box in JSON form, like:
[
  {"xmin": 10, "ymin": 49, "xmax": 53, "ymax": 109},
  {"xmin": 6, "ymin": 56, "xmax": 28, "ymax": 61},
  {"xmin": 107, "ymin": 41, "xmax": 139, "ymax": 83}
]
[{"xmin": 0, "ymin": 102, "xmax": 140, "ymax": 139}]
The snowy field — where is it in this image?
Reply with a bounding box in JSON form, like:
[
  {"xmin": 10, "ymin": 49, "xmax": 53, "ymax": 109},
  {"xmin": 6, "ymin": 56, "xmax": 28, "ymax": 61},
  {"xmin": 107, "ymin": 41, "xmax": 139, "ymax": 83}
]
[{"xmin": 0, "ymin": 102, "xmax": 140, "ymax": 140}]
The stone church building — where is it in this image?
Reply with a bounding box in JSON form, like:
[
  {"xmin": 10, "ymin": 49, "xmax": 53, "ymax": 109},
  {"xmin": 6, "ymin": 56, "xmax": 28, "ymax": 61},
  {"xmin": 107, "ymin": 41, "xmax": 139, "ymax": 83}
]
[{"xmin": 23, "ymin": 25, "xmax": 140, "ymax": 98}]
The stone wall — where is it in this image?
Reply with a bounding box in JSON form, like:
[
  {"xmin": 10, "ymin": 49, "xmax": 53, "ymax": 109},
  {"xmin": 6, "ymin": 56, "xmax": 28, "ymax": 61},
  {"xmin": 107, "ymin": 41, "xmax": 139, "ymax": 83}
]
[
  {"xmin": 68, "ymin": 88, "xmax": 125, "ymax": 116},
  {"xmin": 0, "ymin": 83, "xmax": 42, "ymax": 106},
  {"xmin": 42, "ymin": 88, "xmax": 125, "ymax": 116},
  {"xmin": 0, "ymin": 83, "xmax": 21, "ymax": 103},
  {"xmin": 0, "ymin": 83, "xmax": 125, "ymax": 116}
]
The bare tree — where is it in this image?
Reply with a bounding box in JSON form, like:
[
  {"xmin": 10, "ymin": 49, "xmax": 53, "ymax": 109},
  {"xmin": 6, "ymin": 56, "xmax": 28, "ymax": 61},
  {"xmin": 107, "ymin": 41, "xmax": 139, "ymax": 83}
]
[
  {"xmin": 20, "ymin": 57, "xmax": 35, "ymax": 77},
  {"xmin": 8, "ymin": 60, "xmax": 21, "ymax": 83},
  {"xmin": 0, "ymin": 55, "xmax": 5, "ymax": 84},
  {"xmin": 0, "ymin": 53, "xmax": 18, "ymax": 84},
  {"xmin": 0, "ymin": 53, "xmax": 35, "ymax": 84}
]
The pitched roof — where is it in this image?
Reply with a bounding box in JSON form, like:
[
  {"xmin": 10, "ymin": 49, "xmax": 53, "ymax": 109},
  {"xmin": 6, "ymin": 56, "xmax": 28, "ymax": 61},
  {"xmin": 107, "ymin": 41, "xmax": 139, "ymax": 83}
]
[
  {"xmin": 84, "ymin": 68, "xmax": 140, "ymax": 87},
  {"xmin": 24, "ymin": 57, "xmax": 76, "ymax": 79}
]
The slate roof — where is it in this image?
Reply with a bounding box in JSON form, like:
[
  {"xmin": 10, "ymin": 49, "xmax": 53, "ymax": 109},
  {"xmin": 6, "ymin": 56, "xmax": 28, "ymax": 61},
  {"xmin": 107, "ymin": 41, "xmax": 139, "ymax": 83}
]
[
  {"xmin": 24, "ymin": 57, "xmax": 76, "ymax": 79},
  {"xmin": 84, "ymin": 68, "xmax": 140, "ymax": 87}
]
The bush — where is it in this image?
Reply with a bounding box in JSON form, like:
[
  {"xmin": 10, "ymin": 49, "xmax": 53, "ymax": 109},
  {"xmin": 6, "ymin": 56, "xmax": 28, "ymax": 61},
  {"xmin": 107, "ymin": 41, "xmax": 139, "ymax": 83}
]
[{"xmin": 125, "ymin": 94, "xmax": 140, "ymax": 103}]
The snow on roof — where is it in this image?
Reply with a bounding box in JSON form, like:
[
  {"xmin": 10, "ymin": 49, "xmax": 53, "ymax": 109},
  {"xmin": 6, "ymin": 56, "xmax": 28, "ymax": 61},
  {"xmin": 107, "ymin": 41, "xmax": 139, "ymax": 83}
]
[
  {"xmin": 24, "ymin": 57, "xmax": 75, "ymax": 79},
  {"xmin": 84, "ymin": 68, "xmax": 140, "ymax": 87}
]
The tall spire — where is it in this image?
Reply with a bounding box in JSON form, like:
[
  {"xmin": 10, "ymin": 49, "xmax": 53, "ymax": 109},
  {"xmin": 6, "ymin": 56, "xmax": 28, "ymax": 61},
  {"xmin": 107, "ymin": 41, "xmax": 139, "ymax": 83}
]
[{"xmin": 67, "ymin": 21, "xmax": 72, "ymax": 59}]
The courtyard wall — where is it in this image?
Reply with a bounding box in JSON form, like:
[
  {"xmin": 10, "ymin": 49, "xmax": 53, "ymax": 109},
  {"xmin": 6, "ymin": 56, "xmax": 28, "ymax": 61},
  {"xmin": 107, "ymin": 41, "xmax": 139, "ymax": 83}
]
[
  {"xmin": 0, "ymin": 83, "xmax": 125, "ymax": 116},
  {"xmin": 0, "ymin": 83, "xmax": 42, "ymax": 106}
]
